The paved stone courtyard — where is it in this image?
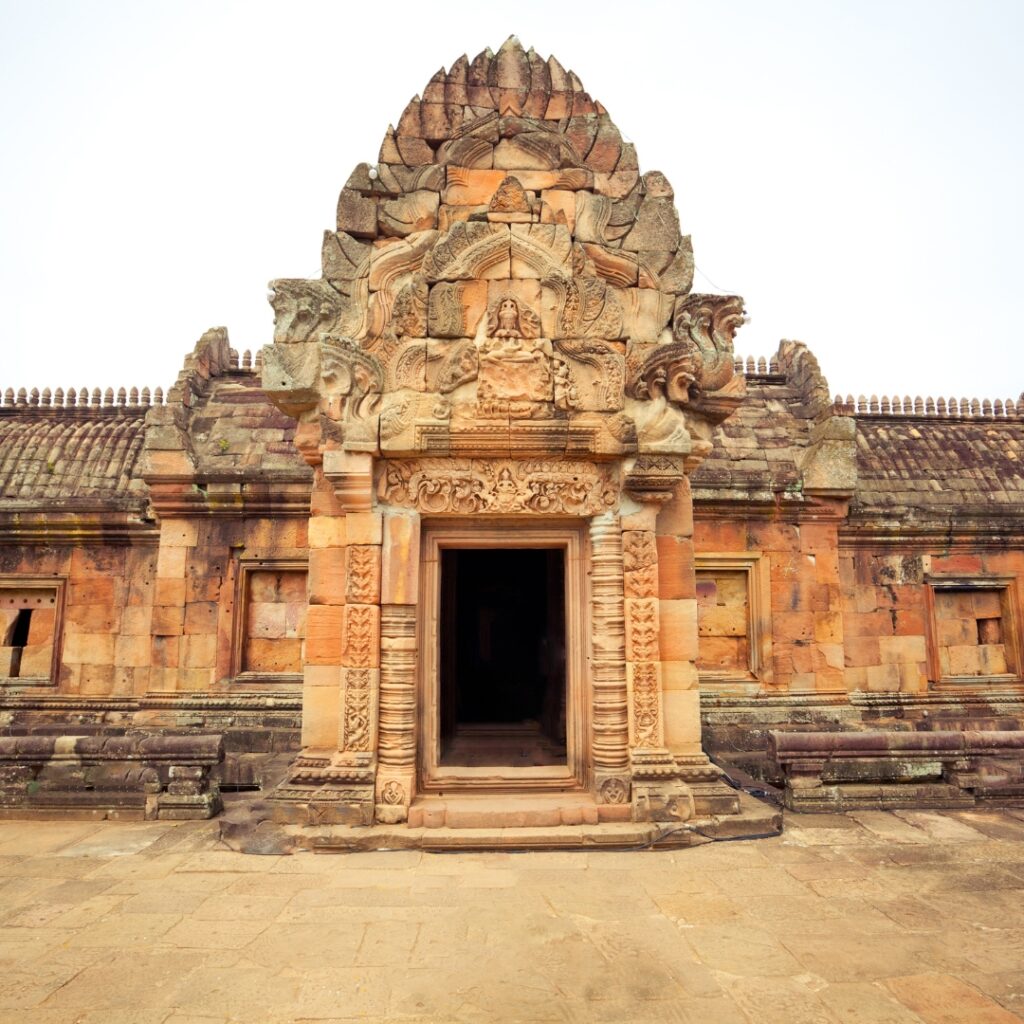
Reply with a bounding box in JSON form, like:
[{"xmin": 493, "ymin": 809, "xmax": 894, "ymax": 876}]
[{"xmin": 0, "ymin": 808, "xmax": 1023, "ymax": 1023}]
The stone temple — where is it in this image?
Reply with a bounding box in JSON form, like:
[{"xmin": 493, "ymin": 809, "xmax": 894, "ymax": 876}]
[{"xmin": 2, "ymin": 40, "xmax": 1023, "ymax": 842}]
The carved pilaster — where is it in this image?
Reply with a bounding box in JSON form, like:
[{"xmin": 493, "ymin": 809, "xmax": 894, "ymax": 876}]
[{"xmin": 589, "ymin": 513, "xmax": 630, "ymax": 803}]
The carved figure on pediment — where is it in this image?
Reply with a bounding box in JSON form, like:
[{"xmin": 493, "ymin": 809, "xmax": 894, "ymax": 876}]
[
  {"xmin": 672, "ymin": 294, "xmax": 744, "ymax": 393},
  {"xmin": 552, "ymin": 356, "xmax": 580, "ymax": 411},
  {"xmin": 554, "ymin": 339, "xmax": 624, "ymax": 411},
  {"xmin": 390, "ymin": 276, "xmax": 429, "ymax": 339},
  {"xmin": 485, "ymin": 296, "xmax": 540, "ymax": 340},
  {"xmin": 321, "ymin": 336, "xmax": 384, "ymax": 398},
  {"xmin": 379, "ymin": 396, "xmax": 413, "ymax": 440},
  {"xmin": 433, "ymin": 342, "xmax": 479, "ymax": 394},
  {"xmin": 320, "ymin": 336, "xmax": 384, "ymax": 442},
  {"xmin": 489, "ymin": 176, "xmax": 530, "ymax": 213}
]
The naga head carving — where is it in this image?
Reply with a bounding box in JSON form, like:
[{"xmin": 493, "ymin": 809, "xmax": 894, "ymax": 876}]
[
  {"xmin": 627, "ymin": 343, "xmax": 700, "ymax": 404},
  {"xmin": 270, "ymin": 280, "xmax": 345, "ymax": 344},
  {"xmin": 672, "ymin": 294, "xmax": 745, "ymax": 394}
]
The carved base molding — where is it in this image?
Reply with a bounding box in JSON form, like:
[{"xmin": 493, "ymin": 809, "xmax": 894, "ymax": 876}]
[{"xmin": 269, "ymin": 750, "xmax": 376, "ymax": 826}]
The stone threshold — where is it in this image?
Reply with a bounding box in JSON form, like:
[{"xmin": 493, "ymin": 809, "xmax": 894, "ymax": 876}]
[{"xmin": 280, "ymin": 792, "xmax": 780, "ymax": 852}]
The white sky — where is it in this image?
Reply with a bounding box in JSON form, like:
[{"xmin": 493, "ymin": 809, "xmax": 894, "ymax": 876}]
[{"xmin": 1, "ymin": 0, "xmax": 1022, "ymax": 403}]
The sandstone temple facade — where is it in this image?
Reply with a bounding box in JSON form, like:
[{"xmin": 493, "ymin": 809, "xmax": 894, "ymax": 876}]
[{"xmin": 2, "ymin": 41, "xmax": 1023, "ymax": 839}]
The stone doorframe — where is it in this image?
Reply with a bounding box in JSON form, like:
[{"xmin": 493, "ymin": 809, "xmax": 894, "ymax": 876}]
[{"xmin": 416, "ymin": 519, "xmax": 593, "ymax": 793}]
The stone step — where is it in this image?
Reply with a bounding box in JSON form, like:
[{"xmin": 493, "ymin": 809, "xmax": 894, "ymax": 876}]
[{"xmin": 407, "ymin": 793, "xmax": 627, "ymax": 829}]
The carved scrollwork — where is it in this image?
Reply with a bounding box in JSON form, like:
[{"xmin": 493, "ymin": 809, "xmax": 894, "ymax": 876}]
[
  {"xmin": 343, "ymin": 668, "xmax": 371, "ymax": 752},
  {"xmin": 672, "ymin": 293, "xmax": 744, "ymax": 393},
  {"xmin": 631, "ymin": 664, "xmax": 660, "ymax": 747},
  {"xmin": 543, "ymin": 274, "xmax": 623, "ymax": 339},
  {"xmin": 376, "ymin": 459, "xmax": 619, "ymax": 515}
]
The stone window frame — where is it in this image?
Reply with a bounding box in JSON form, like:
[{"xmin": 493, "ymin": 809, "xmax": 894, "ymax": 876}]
[
  {"xmin": 694, "ymin": 553, "xmax": 773, "ymax": 692},
  {"xmin": 230, "ymin": 558, "xmax": 307, "ymax": 687},
  {"xmin": 417, "ymin": 519, "xmax": 591, "ymax": 793},
  {"xmin": 0, "ymin": 575, "xmax": 66, "ymax": 687},
  {"xmin": 924, "ymin": 574, "xmax": 1023, "ymax": 688}
]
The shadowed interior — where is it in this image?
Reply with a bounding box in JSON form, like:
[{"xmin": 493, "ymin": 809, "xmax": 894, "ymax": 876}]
[{"xmin": 440, "ymin": 548, "xmax": 567, "ymax": 767}]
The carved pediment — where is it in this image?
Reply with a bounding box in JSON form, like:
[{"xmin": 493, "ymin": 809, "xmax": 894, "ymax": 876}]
[{"xmin": 263, "ymin": 42, "xmax": 746, "ymax": 465}]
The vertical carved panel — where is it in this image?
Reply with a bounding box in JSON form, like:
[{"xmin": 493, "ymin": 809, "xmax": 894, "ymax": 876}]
[
  {"xmin": 342, "ymin": 668, "xmax": 372, "ymax": 751},
  {"xmin": 345, "ymin": 546, "xmax": 381, "ymax": 604},
  {"xmin": 378, "ymin": 604, "xmax": 417, "ymax": 770},
  {"xmin": 589, "ymin": 513, "xmax": 629, "ymax": 777},
  {"xmin": 623, "ymin": 528, "xmax": 665, "ymax": 749}
]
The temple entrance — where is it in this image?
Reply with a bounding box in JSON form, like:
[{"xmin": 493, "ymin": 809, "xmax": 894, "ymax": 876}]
[
  {"xmin": 418, "ymin": 522, "xmax": 588, "ymax": 791},
  {"xmin": 439, "ymin": 548, "xmax": 566, "ymax": 767}
]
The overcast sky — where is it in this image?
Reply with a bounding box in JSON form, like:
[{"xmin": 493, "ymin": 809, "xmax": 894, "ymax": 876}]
[{"xmin": 1, "ymin": 1, "xmax": 1021, "ymax": 403}]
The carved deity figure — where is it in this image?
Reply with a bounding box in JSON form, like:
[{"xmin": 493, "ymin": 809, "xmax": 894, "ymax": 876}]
[{"xmin": 485, "ymin": 297, "xmax": 540, "ymax": 341}]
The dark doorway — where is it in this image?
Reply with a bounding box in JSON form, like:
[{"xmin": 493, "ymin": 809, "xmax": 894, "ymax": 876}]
[{"xmin": 439, "ymin": 548, "xmax": 567, "ymax": 767}]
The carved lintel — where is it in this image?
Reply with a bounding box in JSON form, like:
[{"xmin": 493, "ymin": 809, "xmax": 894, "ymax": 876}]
[{"xmin": 377, "ymin": 458, "xmax": 619, "ymax": 516}]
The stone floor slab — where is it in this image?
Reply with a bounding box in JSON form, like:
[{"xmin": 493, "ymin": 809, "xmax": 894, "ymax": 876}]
[{"xmin": 0, "ymin": 810, "xmax": 1020, "ymax": 1022}]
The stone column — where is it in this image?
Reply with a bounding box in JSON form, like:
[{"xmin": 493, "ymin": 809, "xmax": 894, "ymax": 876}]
[{"xmin": 589, "ymin": 513, "xmax": 631, "ymax": 812}]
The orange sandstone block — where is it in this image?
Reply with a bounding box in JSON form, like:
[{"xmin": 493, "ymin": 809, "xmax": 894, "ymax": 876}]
[
  {"xmin": 17, "ymin": 644, "xmax": 53, "ymax": 677},
  {"xmin": 184, "ymin": 601, "xmax": 217, "ymax": 635},
  {"xmin": 70, "ymin": 547, "xmax": 126, "ymax": 578},
  {"xmin": 65, "ymin": 604, "xmax": 117, "ymax": 634},
  {"xmin": 346, "ymin": 512, "xmax": 383, "ymax": 546},
  {"xmin": 151, "ymin": 605, "xmax": 184, "ymax": 637},
  {"xmin": 893, "ymin": 609, "xmax": 926, "ymax": 636},
  {"xmin": 309, "ymin": 548, "xmax": 346, "ymax": 605},
  {"xmin": 182, "ymin": 634, "xmax": 216, "ymax": 669},
  {"xmin": 879, "ymin": 635, "xmax": 927, "ymax": 665},
  {"xmin": 658, "ymin": 600, "xmax": 698, "ymax": 662},
  {"xmin": 305, "ymin": 605, "xmax": 345, "ymax": 665},
  {"xmin": 114, "ymin": 634, "xmax": 150, "ymax": 669},
  {"xmin": 773, "ymin": 611, "xmax": 815, "ymax": 643},
  {"xmin": 247, "ymin": 601, "xmax": 288, "ymax": 639},
  {"xmin": 814, "ymin": 611, "xmax": 843, "ymax": 644},
  {"xmin": 246, "ymin": 638, "xmax": 302, "ymax": 674},
  {"xmin": 26, "ymin": 608, "xmax": 56, "ymax": 645},
  {"xmin": 382, "ymin": 513, "xmax": 421, "ymax": 605},
  {"xmin": 844, "ymin": 610, "xmax": 895, "ymax": 637},
  {"xmin": 153, "ymin": 578, "xmax": 186, "ymax": 607},
  {"xmin": 68, "ymin": 578, "xmax": 115, "ymax": 607},
  {"xmin": 151, "ymin": 636, "xmax": 180, "ymax": 669},
  {"xmin": 64, "ymin": 632, "xmax": 115, "ymax": 667},
  {"xmin": 844, "ymin": 636, "xmax": 881, "ymax": 668},
  {"xmin": 656, "ymin": 536, "xmax": 694, "ymax": 601},
  {"xmin": 308, "ymin": 516, "xmax": 347, "ymax": 549},
  {"xmin": 156, "ymin": 545, "xmax": 187, "ymax": 579}
]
